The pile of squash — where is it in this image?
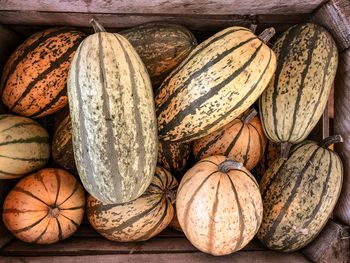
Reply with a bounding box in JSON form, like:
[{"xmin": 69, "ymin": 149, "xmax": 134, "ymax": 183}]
[{"xmin": 0, "ymin": 19, "xmax": 343, "ymax": 255}]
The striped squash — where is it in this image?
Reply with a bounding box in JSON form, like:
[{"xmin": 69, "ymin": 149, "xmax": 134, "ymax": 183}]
[
  {"xmin": 52, "ymin": 115, "xmax": 76, "ymax": 174},
  {"xmin": 177, "ymin": 156, "xmax": 263, "ymax": 255},
  {"xmin": 0, "ymin": 114, "xmax": 50, "ymax": 179},
  {"xmin": 120, "ymin": 23, "xmax": 197, "ymax": 88},
  {"xmin": 259, "ymin": 23, "xmax": 338, "ymax": 148},
  {"xmin": 1, "ymin": 28, "xmax": 85, "ymax": 118},
  {"xmin": 67, "ymin": 20, "xmax": 158, "ymax": 204},
  {"xmin": 157, "ymin": 140, "xmax": 191, "ymax": 178},
  {"xmin": 258, "ymin": 136, "xmax": 343, "ymax": 251},
  {"xmin": 3, "ymin": 168, "xmax": 85, "ymax": 244},
  {"xmin": 155, "ymin": 27, "xmax": 276, "ymax": 143},
  {"xmin": 193, "ymin": 108, "xmax": 266, "ymax": 170},
  {"xmin": 87, "ymin": 165, "xmax": 177, "ymax": 242}
]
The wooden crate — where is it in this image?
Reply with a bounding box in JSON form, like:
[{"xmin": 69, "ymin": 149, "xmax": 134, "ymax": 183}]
[{"xmin": 0, "ymin": 0, "xmax": 349, "ymax": 262}]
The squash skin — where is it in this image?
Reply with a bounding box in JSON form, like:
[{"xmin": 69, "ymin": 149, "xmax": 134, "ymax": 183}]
[
  {"xmin": 0, "ymin": 114, "xmax": 50, "ymax": 179},
  {"xmin": 68, "ymin": 30, "xmax": 158, "ymax": 204},
  {"xmin": 1, "ymin": 28, "xmax": 85, "ymax": 118},
  {"xmin": 258, "ymin": 140, "xmax": 343, "ymax": 252},
  {"xmin": 176, "ymin": 156, "xmax": 263, "ymax": 255},
  {"xmin": 120, "ymin": 23, "xmax": 197, "ymax": 88},
  {"xmin": 155, "ymin": 26, "xmax": 276, "ymax": 143},
  {"xmin": 87, "ymin": 166, "xmax": 177, "ymax": 242},
  {"xmin": 259, "ymin": 23, "xmax": 338, "ymax": 144}
]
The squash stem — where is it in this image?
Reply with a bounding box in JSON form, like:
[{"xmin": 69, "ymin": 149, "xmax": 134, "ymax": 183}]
[
  {"xmin": 218, "ymin": 159, "xmax": 243, "ymax": 173},
  {"xmin": 321, "ymin": 135, "xmax": 343, "ymax": 149},
  {"xmin": 242, "ymin": 108, "xmax": 257, "ymax": 123},
  {"xmin": 258, "ymin": 27, "xmax": 275, "ymax": 43},
  {"xmin": 48, "ymin": 206, "xmax": 60, "ymax": 218},
  {"xmin": 250, "ymin": 24, "xmax": 258, "ymax": 33},
  {"xmin": 281, "ymin": 142, "xmax": 292, "ymax": 160},
  {"xmin": 164, "ymin": 189, "xmax": 176, "ymax": 204},
  {"xmin": 90, "ymin": 18, "xmax": 106, "ymax": 33}
]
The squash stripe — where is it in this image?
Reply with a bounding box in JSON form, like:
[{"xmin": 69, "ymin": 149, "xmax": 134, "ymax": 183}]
[
  {"xmin": 61, "ymin": 214, "xmax": 80, "ymax": 227},
  {"xmin": 156, "ymin": 36, "xmax": 256, "ymax": 115},
  {"xmin": 224, "ymin": 122, "xmax": 244, "ymax": 156},
  {"xmin": 13, "ymin": 186, "xmax": 50, "ymax": 206},
  {"xmin": 0, "ymin": 122, "xmax": 41, "ymax": 133},
  {"xmin": 12, "ymin": 212, "xmax": 48, "ymax": 234},
  {"xmin": 32, "ymin": 221, "xmax": 49, "ymax": 243},
  {"xmin": 250, "ymin": 123, "xmax": 264, "ymax": 164},
  {"xmin": 208, "ymin": 177, "xmax": 221, "ymax": 251},
  {"xmin": 56, "ymin": 218, "xmax": 63, "ymax": 241},
  {"xmin": 262, "ymin": 147, "xmax": 320, "ymax": 242},
  {"xmin": 58, "ymin": 180, "xmax": 79, "ymax": 206},
  {"xmin": 0, "ymin": 136, "xmax": 49, "ymax": 146},
  {"xmin": 243, "ymin": 126, "xmax": 251, "ymax": 166},
  {"xmin": 175, "ymin": 47, "xmax": 272, "ymax": 143},
  {"xmin": 287, "ymin": 27, "xmax": 320, "ymax": 142},
  {"xmin": 195, "ymin": 128, "xmax": 226, "ymax": 159},
  {"xmin": 54, "ymin": 170, "xmax": 61, "ymax": 205},
  {"xmin": 0, "ymin": 154, "xmax": 48, "ymax": 162}
]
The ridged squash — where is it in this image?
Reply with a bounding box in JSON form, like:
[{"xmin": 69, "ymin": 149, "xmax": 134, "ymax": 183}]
[
  {"xmin": 260, "ymin": 23, "xmax": 338, "ymax": 146},
  {"xmin": 87, "ymin": 165, "xmax": 177, "ymax": 242},
  {"xmin": 120, "ymin": 23, "xmax": 197, "ymax": 88},
  {"xmin": 67, "ymin": 20, "xmax": 158, "ymax": 204},
  {"xmin": 258, "ymin": 136, "xmax": 343, "ymax": 251},
  {"xmin": 155, "ymin": 27, "xmax": 276, "ymax": 142}
]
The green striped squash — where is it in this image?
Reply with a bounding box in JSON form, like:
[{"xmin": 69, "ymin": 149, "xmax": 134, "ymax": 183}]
[
  {"xmin": 259, "ymin": 23, "xmax": 338, "ymax": 145},
  {"xmin": 87, "ymin": 165, "xmax": 177, "ymax": 242},
  {"xmin": 120, "ymin": 23, "xmax": 197, "ymax": 88},
  {"xmin": 258, "ymin": 136, "xmax": 343, "ymax": 251},
  {"xmin": 67, "ymin": 20, "xmax": 158, "ymax": 204},
  {"xmin": 0, "ymin": 114, "xmax": 50, "ymax": 179},
  {"xmin": 155, "ymin": 27, "xmax": 276, "ymax": 143}
]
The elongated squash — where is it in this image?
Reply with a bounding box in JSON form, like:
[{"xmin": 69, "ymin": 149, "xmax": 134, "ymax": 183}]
[
  {"xmin": 155, "ymin": 27, "xmax": 276, "ymax": 142},
  {"xmin": 120, "ymin": 23, "xmax": 197, "ymax": 88},
  {"xmin": 258, "ymin": 136, "xmax": 343, "ymax": 251},
  {"xmin": 87, "ymin": 165, "xmax": 177, "ymax": 242},
  {"xmin": 260, "ymin": 23, "xmax": 338, "ymax": 148},
  {"xmin": 67, "ymin": 20, "xmax": 158, "ymax": 204}
]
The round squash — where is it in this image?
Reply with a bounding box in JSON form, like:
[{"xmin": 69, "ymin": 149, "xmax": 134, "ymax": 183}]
[
  {"xmin": 87, "ymin": 165, "xmax": 177, "ymax": 242},
  {"xmin": 0, "ymin": 114, "xmax": 50, "ymax": 179},
  {"xmin": 193, "ymin": 108, "xmax": 266, "ymax": 170},
  {"xmin": 68, "ymin": 20, "xmax": 158, "ymax": 204},
  {"xmin": 158, "ymin": 140, "xmax": 191, "ymax": 178},
  {"xmin": 3, "ymin": 168, "xmax": 85, "ymax": 244},
  {"xmin": 155, "ymin": 27, "xmax": 276, "ymax": 142},
  {"xmin": 1, "ymin": 28, "xmax": 85, "ymax": 118},
  {"xmin": 169, "ymin": 208, "xmax": 182, "ymax": 232},
  {"xmin": 52, "ymin": 115, "xmax": 76, "ymax": 174},
  {"xmin": 258, "ymin": 136, "xmax": 343, "ymax": 251},
  {"xmin": 120, "ymin": 22, "xmax": 197, "ymax": 88},
  {"xmin": 259, "ymin": 23, "xmax": 338, "ymax": 150},
  {"xmin": 177, "ymin": 155, "xmax": 263, "ymax": 255}
]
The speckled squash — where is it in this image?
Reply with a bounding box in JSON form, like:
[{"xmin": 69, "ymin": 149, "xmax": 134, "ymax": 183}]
[
  {"xmin": 177, "ymin": 156, "xmax": 263, "ymax": 255},
  {"xmin": 120, "ymin": 23, "xmax": 197, "ymax": 88},
  {"xmin": 155, "ymin": 27, "xmax": 276, "ymax": 142},
  {"xmin": 52, "ymin": 115, "xmax": 76, "ymax": 174},
  {"xmin": 0, "ymin": 114, "xmax": 50, "ymax": 179},
  {"xmin": 1, "ymin": 28, "xmax": 85, "ymax": 118},
  {"xmin": 3, "ymin": 168, "xmax": 85, "ymax": 244},
  {"xmin": 87, "ymin": 165, "xmax": 177, "ymax": 242},
  {"xmin": 258, "ymin": 136, "xmax": 343, "ymax": 252},
  {"xmin": 193, "ymin": 108, "xmax": 266, "ymax": 170},
  {"xmin": 68, "ymin": 20, "xmax": 158, "ymax": 204},
  {"xmin": 158, "ymin": 140, "xmax": 191, "ymax": 178},
  {"xmin": 260, "ymin": 23, "xmax": 338, "ymax": 145}
]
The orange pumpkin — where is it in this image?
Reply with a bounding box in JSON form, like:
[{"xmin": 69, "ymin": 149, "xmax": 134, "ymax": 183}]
[
  {"xmin": 176, "ymin": 156, "xmax": 263, "ymax": 255},
  {"xmin": 3, "ymin": 168, "xmax": 85, "ymax": 244},
  {"xmin": 193, "ymin": 108, "xmax": 267, "ymax": 170},
  {"xmin": 1, "ymin": 28, "xmax": 85, "ymax": 118}
]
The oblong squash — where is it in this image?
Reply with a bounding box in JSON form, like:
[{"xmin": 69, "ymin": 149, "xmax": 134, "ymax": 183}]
[
  {"xmin": 87, "ymin": 165, "xmax": 177, "ymax": 242},
  {"xmin": 177, "ymin": 156, "xmax": 263, "ymax": 255},
  {"xmin": 258, "ymin": 136, "xmax": 343, "ymax": 251},
  {"xmin": 1, "ymin": 28, "xmax": 85, "ymax": 118},
  {"xmin": 259, "ymin": 23, "xmax": 338, "ymax": 145},
  {"xmin": 120, "ymin": 23, "xmax": 197, "ymax": 88},
  {"xmin": 67, "ymin": 20, "xmax": 158, "ymax": 204},
  {"xmin": 0, "ymin": 114, "xmax": 50, "ymax": 179},
  {"xmin": 155, "ymin": 27, "xmax": 276, "ymax": 142}
]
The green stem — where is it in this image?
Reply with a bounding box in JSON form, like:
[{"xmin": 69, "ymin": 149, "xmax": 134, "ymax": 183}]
[{"xmin": 90, "ymin": 18, "xmax": 106, "ymax": 33}]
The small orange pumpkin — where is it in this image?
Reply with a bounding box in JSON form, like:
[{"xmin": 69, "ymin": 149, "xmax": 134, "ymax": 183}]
[
  {"xmin": 3, "ymin": 168, "xmax": 85, "ymax": 244},
  {"xmin": 193, "ymin": 108, "xmax": 267, "ymax": 170}
]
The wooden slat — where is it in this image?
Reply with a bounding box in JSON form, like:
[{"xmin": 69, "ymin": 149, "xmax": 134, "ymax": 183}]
[
  {"xmin": 1, "ymin": 237, "xmax": 267, "ymax": 256},
  {"xmin": 312, "ymin": 0, "xmax": 350, "ymax": 52},
  {"xmin": 0, "ymin": 252, "xmax": 310, "ymax": 263},
  {"xmin": 302, "ymin": 220, "xmax": 350, "ymax": 263},
  {"xmin": 0, "ymin": 0, "xmax": 326, "ymax": 15},
  {"xmin": 0, "ymin": 11, "xmax": 310, "ymax": 32}
]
